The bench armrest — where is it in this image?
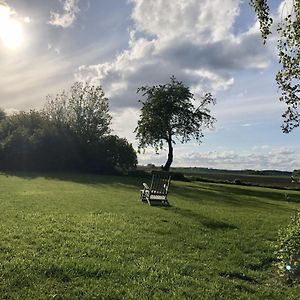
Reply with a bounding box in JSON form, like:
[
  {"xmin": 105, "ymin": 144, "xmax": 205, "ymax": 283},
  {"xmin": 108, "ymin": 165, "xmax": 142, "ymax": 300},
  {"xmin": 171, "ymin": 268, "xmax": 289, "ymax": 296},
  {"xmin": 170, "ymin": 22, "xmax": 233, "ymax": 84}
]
[{"xmin": 143, "ymin": 183, "xmax": 150, "ymax": 190}]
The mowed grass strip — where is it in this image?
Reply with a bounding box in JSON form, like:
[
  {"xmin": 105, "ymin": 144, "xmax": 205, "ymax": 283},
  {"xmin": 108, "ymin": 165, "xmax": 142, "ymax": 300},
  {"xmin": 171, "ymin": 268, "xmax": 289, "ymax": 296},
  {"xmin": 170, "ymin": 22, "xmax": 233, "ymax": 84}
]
[{"xmin": 0, "ymin": 173, "xmax": 300, "ymax": 299}]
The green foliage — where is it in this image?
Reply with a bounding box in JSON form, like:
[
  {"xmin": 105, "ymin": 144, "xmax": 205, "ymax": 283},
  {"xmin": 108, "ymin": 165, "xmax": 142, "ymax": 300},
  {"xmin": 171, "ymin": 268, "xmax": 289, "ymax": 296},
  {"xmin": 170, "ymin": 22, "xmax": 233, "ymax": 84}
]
[
  {"xmin": 0, "ymin": 83, "xmax": 137, "ymax": 174},
  {"xmin": 68, "ymin": 82, "xmax": 112, "ymax": 143},
  {"xmin": 0, "ymin": 108, "xmax": 6, "ymax": 121},
  {"xmin": 0, "ymin": 110, "xmax": 80, "ymax": 171},
  {"xmin": 100, "ymin": 135, "xmax": 138, "ymax": 173},
  {"xmin": 292, "ymin": 170, "xmax": 300, "ymax": 182},
  {"xmin": 250, "ymin": 0, "xmax": 273, "ymax": 42},
  {"xmin": 251, "ymin": 0, "xmax": 300, "ymax": 132},
  {"xmin": 276, "ymin": 0, "xmax": 300, "ymax": 133},
  {"xmin": 82, "ymin": 135, "xmax": 137, "ymax": 174},
  {"xmin": 275, "ymin": 211, "xmax": 300, "ymax": 283},
  {"xmin": 45, "ymin": 82, "xmax": 112, "ymax": 143},
  {"xmin": 44, "ymin": 90, "xmax": 69, "ymax": 126},
  {"xmin": 135, "ymin": 76, "xmax": 216, "ymax": 170}
]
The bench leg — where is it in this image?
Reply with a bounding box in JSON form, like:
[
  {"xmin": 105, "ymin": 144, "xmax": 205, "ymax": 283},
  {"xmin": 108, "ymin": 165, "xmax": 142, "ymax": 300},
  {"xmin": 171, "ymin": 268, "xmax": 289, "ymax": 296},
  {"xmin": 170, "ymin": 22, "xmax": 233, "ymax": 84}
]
[{"xmin": 140, "ymin": 190, "xmax": 148, "ymax": 202}]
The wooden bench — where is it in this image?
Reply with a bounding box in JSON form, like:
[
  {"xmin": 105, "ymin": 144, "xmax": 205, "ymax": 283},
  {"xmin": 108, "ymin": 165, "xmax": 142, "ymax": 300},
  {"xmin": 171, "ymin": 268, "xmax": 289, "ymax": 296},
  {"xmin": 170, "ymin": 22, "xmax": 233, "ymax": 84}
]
[{"xmin": 140, "ymin": 171, "xmax": 171, "ymax": 206}]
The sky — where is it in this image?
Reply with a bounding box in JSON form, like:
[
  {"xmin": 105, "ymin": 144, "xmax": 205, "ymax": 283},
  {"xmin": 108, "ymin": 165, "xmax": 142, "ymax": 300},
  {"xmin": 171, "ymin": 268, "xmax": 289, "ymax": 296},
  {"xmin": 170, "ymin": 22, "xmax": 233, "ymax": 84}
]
[{"xmin": 0, "ymin": 0, "xmax": 299, "ymax": 171}]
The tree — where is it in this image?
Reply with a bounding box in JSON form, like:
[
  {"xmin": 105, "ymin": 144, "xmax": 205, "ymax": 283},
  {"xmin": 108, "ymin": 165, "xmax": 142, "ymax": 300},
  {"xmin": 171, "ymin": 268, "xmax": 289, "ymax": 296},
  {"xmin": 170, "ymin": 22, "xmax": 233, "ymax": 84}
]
[
  {"xmin": 44, "ymin": 90, "xmax": 69, "ymax": 127},
  {"xmin": 44, "ymin": 82, "xmax": 112, "ymax": 143},
  {"xmin": 250, "ymin": 0, "xmax": 300, "ymax": 132},
  {"xmin": 292, "ymin": 169, "xmax": 300, "ymax": 182},
  {"xmin": 135, "ymin": 76, "xmax": 216, "ymax": 171},
  {"xmin": 68, "ymin": 82, "xmax": 112, "ymax": 143},
  {"xmin": 0, "ymin": 108, "xmax": 6, "ymax": 121},
  {"xmin": 43, "ymin": 83, "xmax": 138, "ymax": 174}
]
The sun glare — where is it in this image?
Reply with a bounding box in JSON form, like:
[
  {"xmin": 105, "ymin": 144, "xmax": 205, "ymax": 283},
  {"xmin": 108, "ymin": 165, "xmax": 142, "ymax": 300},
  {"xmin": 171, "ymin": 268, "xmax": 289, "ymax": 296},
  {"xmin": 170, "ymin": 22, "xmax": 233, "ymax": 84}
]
[{"xmin": 0, "ymin": 6, "xmax": 24, "ymax": 49}]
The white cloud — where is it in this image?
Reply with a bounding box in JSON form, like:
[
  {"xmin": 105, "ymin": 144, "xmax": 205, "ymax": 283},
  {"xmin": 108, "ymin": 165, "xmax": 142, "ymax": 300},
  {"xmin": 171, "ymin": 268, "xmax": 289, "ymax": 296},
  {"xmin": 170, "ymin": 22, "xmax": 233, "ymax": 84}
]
[
  {"xmin": 277, "ymin": 0, "xmax": 294, "ymax": 20},
  {"xmin": 75, "ymin": 0, "xmax": 272, "ymax": 110},
  {"xmin": 49, "ymin": 0, "xmax": 80, "ymax": 28},
  {"xmin": 0, "ymin": 32, "xmax": 125, "ymax": 112},
  {"xmin": 73, "ymin": 0, "xmax": 282, "ymax": 167},
  {"xmin": 0, "ymin": 1, "xmax": 31, "ymax": 27},
  {"xmin": 213, "ymin": 94, "xmax": 285, "ymax": 125},
  {"xmin": 0, "ymin": 53, "xmax": 74, "ymax": 109},
  {"xmin": 111, "ymin": 108, "xmax": 139, "ymax": 143},
  {"xmin": 47, "ymin": 43, "xmax": 60, "ymax": 54},
  {"xmin": 129, "ymin": 0, "xmax": 240, "ymax": 42},
  {"xmin": 137, "ymin": 147, "xmax": 300, "ymax": 171},
  {"xmin": 0, "ymin": 1, "xmax": 15, "ymax": 17}
]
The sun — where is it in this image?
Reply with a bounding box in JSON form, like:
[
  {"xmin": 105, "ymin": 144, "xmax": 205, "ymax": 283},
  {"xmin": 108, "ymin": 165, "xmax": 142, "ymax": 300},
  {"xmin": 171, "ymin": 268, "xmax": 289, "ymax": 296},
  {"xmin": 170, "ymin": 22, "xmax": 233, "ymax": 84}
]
[
  {"xmin": 0, "ymin": 18, "xmax": 24, "ymax": 49},
  {"xmin": 0, "ymin": 6, "xmax": 24, "ymax": 49}
]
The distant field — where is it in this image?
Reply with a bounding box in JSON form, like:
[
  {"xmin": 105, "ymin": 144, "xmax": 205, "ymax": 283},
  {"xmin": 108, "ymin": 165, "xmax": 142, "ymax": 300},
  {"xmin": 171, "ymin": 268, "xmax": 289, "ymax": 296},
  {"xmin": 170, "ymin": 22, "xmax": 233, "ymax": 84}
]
[
  {"xmin": 0, "ymin": 172, "xmax": 300, "ymax": 299},
  {"xmin": 171, "ymin": 167, "xmax": 299, "ymax": 190},
  {"xmin": 189, "ymin": 173, "xmax": 298, "ymax": 189}
]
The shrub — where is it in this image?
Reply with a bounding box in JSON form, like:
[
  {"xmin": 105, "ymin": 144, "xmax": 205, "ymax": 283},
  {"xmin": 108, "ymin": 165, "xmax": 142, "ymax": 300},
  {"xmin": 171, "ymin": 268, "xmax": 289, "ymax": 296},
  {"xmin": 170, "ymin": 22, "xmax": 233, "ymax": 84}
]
[
  {"xmin": 169, "ymin": 172, "xmax": 190, "ymax": 182},
  {"xmin": 0, "ymin": 111, "xmax": 137, "ymax": 175},
  {"xmin": 97, "ymin": 135, "xmax": 137, "ymax": 174},
  {"xmin": 234, "ymin": 178, "xmax": 243, "ymax": 185},
  {"xmin": 128, "ymin": 170, "xmax": 151, "ymax": 178},
  {"xmin": 292, "ymin": 170, "xmax": 300, "ymax": 183},
  {"xmin": 275, "ymin": 211, "xmax": 300, "ymax": 283}
]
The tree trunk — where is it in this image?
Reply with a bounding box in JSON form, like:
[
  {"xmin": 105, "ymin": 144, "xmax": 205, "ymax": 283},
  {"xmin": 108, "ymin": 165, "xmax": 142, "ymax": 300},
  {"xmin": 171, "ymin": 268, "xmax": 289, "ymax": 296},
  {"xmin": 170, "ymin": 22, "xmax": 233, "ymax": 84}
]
[{"xmin": 163, "ymin": 139, "xmax": 173, "ymax": 171}]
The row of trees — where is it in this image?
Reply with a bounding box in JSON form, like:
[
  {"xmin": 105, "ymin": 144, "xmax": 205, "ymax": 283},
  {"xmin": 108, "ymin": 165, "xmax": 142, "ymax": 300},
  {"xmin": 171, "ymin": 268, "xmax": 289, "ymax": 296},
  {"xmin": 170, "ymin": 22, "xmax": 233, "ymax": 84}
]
[
  {"xmin": 0, "ymin": 78, "xmax": 216, "ymax": 173},
  {"xmin": 2, "ymin": 71, "xmax": 296, "ymax": 174},
  {"xmin": 0, "ymin": 82, "xmax": 137, "ymax": 174}
]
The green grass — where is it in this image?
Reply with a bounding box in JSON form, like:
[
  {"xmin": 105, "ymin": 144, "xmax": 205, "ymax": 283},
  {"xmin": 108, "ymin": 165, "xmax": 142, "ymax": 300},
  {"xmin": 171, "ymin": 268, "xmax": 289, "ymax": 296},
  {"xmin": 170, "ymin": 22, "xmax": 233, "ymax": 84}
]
[{"xmin": 0, "ymin": 173, "xmax": 300, "ymax": 299}]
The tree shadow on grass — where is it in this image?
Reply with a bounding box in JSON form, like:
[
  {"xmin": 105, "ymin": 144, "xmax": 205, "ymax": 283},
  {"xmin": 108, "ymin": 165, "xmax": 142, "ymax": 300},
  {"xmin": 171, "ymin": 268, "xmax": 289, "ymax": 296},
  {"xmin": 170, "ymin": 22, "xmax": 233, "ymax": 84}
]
[
  {"xmin": 247, "ymin": 256, "xmax": 276, "ymax": 271},
  {"xmin": 2, "ymin": 171, "xmax": 299, "ymax": 212},
  {"xmin": 201, "ymin": 220, "xmax": 238, "ymax": 230},
  {"xmin": 168, "ymin": 206, "xmax": 238, "ymax": 230},
  {"xmin": 189, "ymin": 182, "xmax": 300, "ymax": 204},
  {"xmin": 1, "ymin": 171, "xmax": 144, "ymax": 189},
  {"xmin": 219, "ymin": 271, "xmax": 259, "ymax": 284},
  {"xmin": 171, "ymin": 183, "xmax": 296, "ymax": 212}
]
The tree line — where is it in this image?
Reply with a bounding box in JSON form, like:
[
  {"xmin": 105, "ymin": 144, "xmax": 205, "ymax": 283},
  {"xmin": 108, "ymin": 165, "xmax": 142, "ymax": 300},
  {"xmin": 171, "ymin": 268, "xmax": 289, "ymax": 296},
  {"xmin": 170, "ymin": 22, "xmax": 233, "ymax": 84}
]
[
  {"xmin": 0, "ymin": 78, "xmax": 216, "ymax": 174},
  {"xmin": 0, "ymin": 82, "xmax": 137, "ymax": 174},
  {"xmin": 0, "ymin": 1, "xmax": 298, "ymax": 175},
  {"xmin": 1, "ymin": 1, "xmax": 299, "ymax": 174},
  {"xmin": 1, "ymin": 68, "xmax": 296, "ymax": 174}
]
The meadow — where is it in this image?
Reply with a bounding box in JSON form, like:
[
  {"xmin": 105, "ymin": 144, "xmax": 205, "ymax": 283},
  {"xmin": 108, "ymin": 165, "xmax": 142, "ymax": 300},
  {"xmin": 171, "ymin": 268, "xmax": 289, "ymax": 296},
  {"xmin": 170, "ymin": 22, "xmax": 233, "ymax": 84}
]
[
  {"xmin": 170, "ymin": 167, "xmax": 299, "ymax": 190},
  {"xmin": 0, "ymin": 173, "xmax": 300, "ymax": 299}
]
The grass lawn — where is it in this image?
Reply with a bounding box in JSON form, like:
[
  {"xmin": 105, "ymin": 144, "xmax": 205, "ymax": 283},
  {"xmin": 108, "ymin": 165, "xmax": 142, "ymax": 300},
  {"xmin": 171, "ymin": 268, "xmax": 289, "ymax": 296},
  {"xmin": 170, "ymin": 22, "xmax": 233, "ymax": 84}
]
[{"xmin": 0, "ymin": 173, "xmax": 300, "ymax": 299}]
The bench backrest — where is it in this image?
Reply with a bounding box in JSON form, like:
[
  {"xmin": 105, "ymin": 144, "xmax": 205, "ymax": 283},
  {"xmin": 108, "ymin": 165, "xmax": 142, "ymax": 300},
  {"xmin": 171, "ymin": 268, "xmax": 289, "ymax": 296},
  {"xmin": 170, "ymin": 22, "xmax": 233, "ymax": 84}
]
[{"xmin": 150, "ymin": 171, "xmax": 171, "ymax": 195}]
